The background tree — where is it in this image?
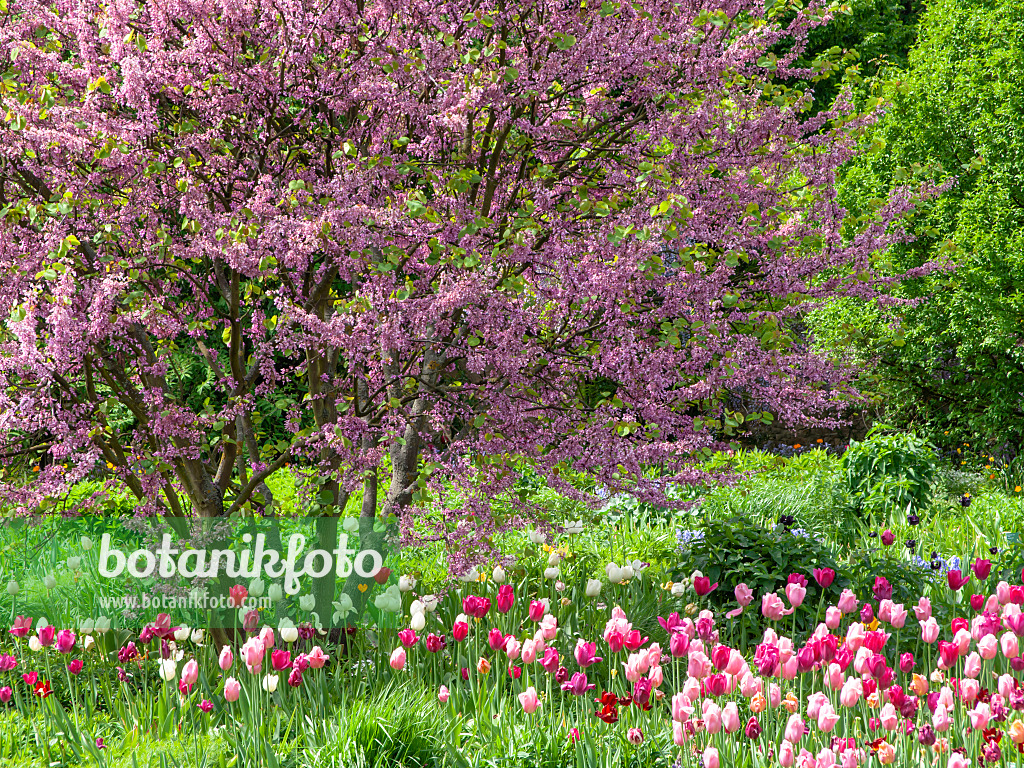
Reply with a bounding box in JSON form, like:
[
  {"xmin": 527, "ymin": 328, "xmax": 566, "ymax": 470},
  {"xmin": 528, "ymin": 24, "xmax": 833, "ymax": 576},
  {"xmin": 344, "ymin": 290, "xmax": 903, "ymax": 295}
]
[
  {"xmin": 0, "ymin": 0, "xmax": 938, "ymax": 623},
  {"xmin": 812, "ymin": 0, "xmax": 1024, "ymax": 455}
]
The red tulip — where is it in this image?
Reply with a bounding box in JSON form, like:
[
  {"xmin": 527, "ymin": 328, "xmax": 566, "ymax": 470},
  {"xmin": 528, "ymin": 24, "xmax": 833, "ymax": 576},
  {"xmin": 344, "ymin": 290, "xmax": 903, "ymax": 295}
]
[
  {"xmin": 228, "ymin": 585, "xmax": 248, "ymax": 608},
  {"xmin": 972, "ymin": 559, "xmax": 992, "ymax": 580},
  {"xmin": 694, "ymin": 577, "xmax": 718, "ymax": 596},
  {"xmin": 813, "ymin": 568, "xmax": 836, "ymax": 588},
  {"xmin": 452, "ymin": 621, "xmax": 469, "ymax": 642},
  {"xmin": 947, "ymin": 570, "xmax": 970, "ymax": 591},
  {"xmin": 496, "ymin": 585, "xmax": 515, "ymax": 614}
]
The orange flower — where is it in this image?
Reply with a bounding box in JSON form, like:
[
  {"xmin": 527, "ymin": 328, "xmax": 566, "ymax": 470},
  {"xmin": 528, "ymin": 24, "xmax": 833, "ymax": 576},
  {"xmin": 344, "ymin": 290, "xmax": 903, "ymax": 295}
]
[
  {"xmin": 1009, "ymin": 719, "xmax": 1024, "ymax": 744},
  {"xmin": 750, "ymin": 693, "xmax": 767, "ymax": 713},
  {"xmin": 877, "ymin": 741, "xmax": 895, "ymax": 765},
  {"xmin": 911, "ymin": 674, "xmax": 929, "ymax": 697},
  {"xmin": 867, "ymin": 692, "xmax": 879, "ymax": 708},
  {"xmin": 477, "ymin": 657, "xmax": 491, "ymax": 675},
  {"xmin": 783, "ymin": 692, "xmax": 799, "ymax": 713},
  {"xmin": 933, "ymin": 737, "xmax": 949, "ymax": 754}
]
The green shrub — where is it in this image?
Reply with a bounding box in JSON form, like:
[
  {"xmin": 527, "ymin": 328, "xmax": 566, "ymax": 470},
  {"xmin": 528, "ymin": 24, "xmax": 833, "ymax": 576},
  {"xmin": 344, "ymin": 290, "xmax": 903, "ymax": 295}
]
[{"xmin": 841, "ymin": 426, "xmax": 938, "ymax": 524}]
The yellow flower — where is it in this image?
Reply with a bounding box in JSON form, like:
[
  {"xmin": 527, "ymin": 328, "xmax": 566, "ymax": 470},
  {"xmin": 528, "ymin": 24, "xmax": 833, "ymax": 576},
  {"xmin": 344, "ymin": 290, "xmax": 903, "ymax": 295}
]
[
  {"xmin": 106, "ymin": 462, "xmax": 114, "ymax": 469},
  {"xmin": 866, "ymin": 618, "xmax": 880, "ymax": 632},
  {"xmin": 32, "ymin": 466, "xmax": 39, "ymax": 472},
  {"xmin": 1016, "ymin": 486, "xmax": 1022, "ymax": 493},
  {"xmin": 610, "ymin": 669, "xmax": 617, "ymax": 678}
]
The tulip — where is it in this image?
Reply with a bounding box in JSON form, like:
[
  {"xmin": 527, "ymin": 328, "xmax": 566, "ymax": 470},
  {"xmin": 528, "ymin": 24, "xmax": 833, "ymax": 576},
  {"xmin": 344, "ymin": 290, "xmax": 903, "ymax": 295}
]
[
  {"xmin": 784, "ymin": 714, "xmax": 805, "ymax": 743},
  {"xmin": 785, "ymin": 583, "xmax": 806, "ymax": 608},
  {"xmin": 913, "ymin": 597, "xmax": 932, "ymax": 621},
  {"xmin": 722, "ymin": 702, "xmax": 740, "ymax": 733},
  {"xmin": 978, "ymin": 634, "xmax": 998, "ymax": 660},
  {"xmin": 477, "ymin": 657, "xmax": 491, "ymax": 675},
  {"xmin": 1009, "ymin": 719, "xmax": 1024, "ymax": 744},
  {"xmin": 1003, "ymin": 632, "xmax": 1021, "ymax": 658},
  {"xmin": 735, "ymin": 583, "xmax": 754, "ymax": 606},
  {"xmin": 37, "ymin": 626, "xmax": 55, "ymax": 648},
  {"xmin": 762, "ymin": 593, "xmax": 789, "ymax": 621},
  {"xmin": 270, "ymin": 649, "xmax": 291, "ymax": 672},
  {"xmin": 694, "ymin": 576, "xmax": 718, "ymax": 596},
  {"xmin": 496, "ymin": 585, "xmax": 515, "ymax": 614},
  {"xmin": 280, "ymin": 626, "xmax": 299, "ymax": 644},
  {"xmin": 223, "ymin": 677, "xmax": 241, "ymax": 702},
  {"xmin": 818, "ymin": 703, "xmax": 840, "ymax": 732},
  {"xmin": 574, "ymin": 639, "xmax": 602, "ymax": 668},
  {"xmin": 779, "ymin": 739, "xmax": 795, "ymax": 767},
  {"xmin": 389, "ymin": 647, "xmax": 406, "ymax": 671},
  {"xmin": 261, "ymin": 674, "xmax": 278, "ymax": 693},
  {"xmin": 947, "ymin": 753, "xmax": 969, "ymax": 768},
  {"xmin": 452, "ymin": 621, "xmax": 469, "ymax": 642},
  {"xmin": 518, "ymin": 686, "xmax": 540, "ymax": 713},
  {"xmin": 704, "ymin": 703, "xmax": 722, "ymax": 733},
  {"xmin": 877, "ymin": 742, "xmax": 895, "ymax": 765},
  {"xmin": 438, "ymin": 685, "xmax": 450, "ymax": 703},
  {"xmin": 947, "ymin": 570, "xmax": 970, "ymax": 591},
  {"xmin": 973, "ymin": 558, "xmax": 992, "ymax": 580},
  {"xmin": 814, "ymin": 568, "xmax": 836, "ymax": 588},
  {"xmin": 880, "ymin": 529, "xmax": 895, "ymax": 546},
  {"xmin": 528, "ymin": 600, "xmax": 546, "ymax": 622},
  {"xmin": 55, "ymin": 629, "xmax": 76, "ymax": 654},
  {"xmin": 873, "ymin": 577, "xmax": 892, "ymax": 601},
  {"xmin": 181, "ymin": 659, "xmax": 199, "ymax": 686},
  {"xmin": 921, "ymin": 618, "xmax": 940, "ymax": 643},
  {"xmin": 702, "ymin": 747, "xmax": 719, "ymax": 768},
  {"xmin": 307, "ymin": 646, "xmax": 329, "ymax": 669}
]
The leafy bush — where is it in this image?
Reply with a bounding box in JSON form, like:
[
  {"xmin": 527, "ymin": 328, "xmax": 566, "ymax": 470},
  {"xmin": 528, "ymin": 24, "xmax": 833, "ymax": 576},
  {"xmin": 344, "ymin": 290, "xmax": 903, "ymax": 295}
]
[{"xmin": 841, "ymin": 426, "xmax": 938, "ymax": 523}]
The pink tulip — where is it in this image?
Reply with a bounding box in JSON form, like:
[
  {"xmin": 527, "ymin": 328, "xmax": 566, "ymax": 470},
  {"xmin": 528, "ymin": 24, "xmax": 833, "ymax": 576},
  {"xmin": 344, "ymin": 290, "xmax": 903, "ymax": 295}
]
[
  {"xmin": 389, "ymin": 647, "xmax": 406, "ymax": 671},
  {"xmin": 878, "ymin": 703, "xmax": 898, "ymax": 730},
  {"xmin": 948, "ymin": 753, "xmax": 970, "ymax": 768},
  {"xmin": 825, "ymin": 607, "xmax": 842, "ymax": 630},
  {"xmin": 785, "ymin": 583, "xmax": 806, "ymax": 608},
  {"xmin": 913, "ymin": 597, "xmax": 932, "ymax": 621},
  {"xmin": 846, "ymin": 623, "xmax": 865, "ymax": 652},
  {"xmin": 683, "ymin": 677, "xmax": 702, "ymax": 702},
  {"xmin": 960, "ymin": 678, "xmax": 980, "ymax": 702},
  {"xmin": 181, "ymin": 659, "xmax": 199, "ymax": 686},
  {"xmin": 672, "ymin": 721, "xmax": 686, "ymax": 746},
  {"xmin": 968, "ymin": 703, "xmax": 991, "ymax": 730},
  {"xmin": 762, "ymin": 593, "xmax": 790, "ymax": 620},
  {"xmin": 219, "ymin": 646, "xmax": 233, "ymax": 671},
  {"xmin": 889, "ymin": 604, "xmax": 907, "ymax": 629},
  {"xmin": 307, "ymin": 646, "xmax": 328, "ymax": 669},
  {"xmin": 954, "ymin": 628, "xmax": 972, "ymax": 654},
  {"xmin": 518, "ymin": 686, "xmax": 540, "ymax": 713},
  {"xmin": 779, "ymin": 739, "xmax": 796, "ymax": 767},
  {"xmin": 242, "ymin": 639, "xmax": 264, "ymax": 673},
  {"xmin": 37, "ymin": 625, "xmax": 55, "ymax": 647},
  {"xmin": 648, "ymin": 664, "xmax": 664, "ymax": 688},
  {"xmin": 740, "ymin": 672, "xmax": 762, "ymax": 697},
  {"xmin": 55, "ymin": 630, "xmax": 76, "ymax": 654},
  {"xmin": 540, "ymin": 615, "xmax": 557, "ymax": 640},
  {"xmin": 978, "ymin": 634, "xmax": 998, "ymax": 659},
  {"xmin": 784, "ymin": 714, "xmax": 805, "ymax": 743},
  {"xmin": 817, "ymin": 747, "xmax": 837, "ymax": 768},
  {"xmin": 223, "ymin": 677, "xmax": 241, "ymax": 702},
  {"xmin": 703, "ymin": 747, "xmax": 720, "ymax": 768},
  {"xmin": 258, "ymin": 627, "xmax": 274, "ymax": 649},
  {"xmin": 920, "ymin": 618, "xmax": 939, "ymax": 643},
  {"xmin": 1003, "ymin": 632, "xmax": 1020, "ymax": 659},
  {"xmin": 998, "ymin": 581, "xmax": 1012, "ymax": 605},
  {"xmin": 839, "ymin": 679, "xmax": 862, "ymax": 708},
  {"xmin": 827, "ymin": 663, "xmax": 843, "ymax": 690},
  {"xmin": 528, "ymin": 600, "xmax": 546, "ymax": 622},
  {"xmin": 520, "ymin": 639, "xmax": 538, "ymax": 664},
  {"xmin": 736, "ymin": 583, "xmax": 754, "ymax": 606},
  {"xmin": 818, "ymin": 704, "xmax": 840, "ymax": 732},
  {"xmin": 438, "ymin": 685, "xmax": 450, "ymax": 703},
  {"xmin": 806, "ymin": 692, "xmax": 828, "ymax": 720},
  {"xmin": 963, "ymin": 652, "xmax": 982, "ymax": 678},
  {"xmin": 704, "ymin": 703, "xmax": 722, "ymax": 734},
  {"xmin": 932, "ymin": 705, "xmax": 950, "ymax": 732},
  {"xmin": 999, "ymin": 673, "xmax": 1016, "ymax": 698},
  {"xmin": 837, "ymin": 589, "xmax": 858, "ymax": 614},
  {"xmin": 721, "ymin": 702, "xmax": 740, "ymax": 733}
]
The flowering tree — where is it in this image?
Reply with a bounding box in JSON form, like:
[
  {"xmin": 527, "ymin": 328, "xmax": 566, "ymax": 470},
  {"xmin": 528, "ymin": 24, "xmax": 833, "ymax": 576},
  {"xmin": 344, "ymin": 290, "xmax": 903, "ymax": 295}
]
[{"xmin": 0, "ymin": 0, "xmax": 940, "ymax": 620}]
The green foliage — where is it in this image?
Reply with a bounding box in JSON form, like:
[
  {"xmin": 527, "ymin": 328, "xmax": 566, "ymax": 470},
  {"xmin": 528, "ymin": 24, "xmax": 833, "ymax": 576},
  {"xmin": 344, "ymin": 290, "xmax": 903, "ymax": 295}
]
[
  {"xmin": 675, "ymin": 513, "xmax": 842, "ymax": 608},
  {"xmin": 840, "ymin": 426, "xmax": 938, "ymax": 522},
  {"xmin": 824, "ymin": 0, "xmax": 1024, "ymax": 451}
]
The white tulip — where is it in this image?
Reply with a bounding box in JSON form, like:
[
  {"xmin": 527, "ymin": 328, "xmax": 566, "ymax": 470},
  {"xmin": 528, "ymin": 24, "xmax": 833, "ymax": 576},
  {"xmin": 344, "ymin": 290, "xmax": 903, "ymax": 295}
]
[
  {"xmin": 554, "ymin": 581, "xmax": 565, "ymax": 592},
  {"xmin": 564, "ymin": 520, "xmax": 584, "ymax": 535},
  {"xmin": 159, "ymin": 659, "xmax": 177, "ymax": 682},
  {"xmin": 458, "ymin": 567, "xmax": 480, "ymax": 583},
  {"xmin": 81, "ymin": 536, "xmax": 94, "ymax": 551},
  {"xmin": 671, "ymin": 582, "xmax": 686, "ymax": 597},
  {"xmin": 67, "ymin": 556, "xmax": 81, "ymax": 571},
  {"xmin": 410, "ymin": 599, "xmax": 425, "ymax": 616},
  {"xmin": 262, "ymin": 674, "xmax": 279, "ymax": 693},
  {"xmin": 528, "ymin": 529, "xmax": 547, "ymax": 545},
  {"xmin": 299, "ymin": 594, "xmax": 316, "ymax": 611},
  {"xmin": 83, "ymin": 635, "xmax": 95, "ymax": 652},
  {"xmin": 268, "ymin": 584, "xmax": 284, "ymax": 602},
  {"xmin": 606, "ymin": 563, "xmax": 623, "ymax": 583},
  {"xmin": 585, "ymin": 579, "xmax": 602, "ymax": 597},
  {"xmin": 547, "ymin": 551, "xmax": 561, "ymax": 567},
  {"xmin": 28, "ymin": 637, "xmax": 42, "ymax": 652},
  {"xmin": 36, "ymin": 617, "xmax": 49, "ymax": 629},
  {"xmin": 398, "ymin": 575, "xmax": 417, "ymax": 592},
  {"xmin": 95, "ymin": 616, "xmax": 111, "ymax": 633},
  {"xmin": 342, "ymin": 517, "xmax": 360, "ymax": 533},
  {"xmin": 543, "ymin": 566, "xmax": 560, "ymax": 580},
  {"xmin": 421, "ymin": 595, "xmax": 439, "ymax": 613},
  {"xmin": 248, "ymin": 579, "xmax": 266, "ymax": 598},
  {"xmin": 80, "ymin": 618, "xmax": 95, "ymax": 635},
  {"xmin": 191, "ymin": 629, "xmax": 205, "ymax": 645},
  {"xmin": 410, "ymin": 612, "xmax": 426, "ymax": 632},
  {"xmin": 6, "ymin": 581, "xmax": 18, "ymax": 596},
  {"xmin": 631, "ymin": 559, "xmax": 648, "ymax": 573},
  {"xmin": 174, "ymin": 626, "xmax": 191, "ymax": 643},
  {"xmin": 492, "ymin": 566, "xmax": 506, "ymax": 584},
  {"xmin": 281, "ymin": 626, "xmax": 299, "ymax": 644},
  {"xmin": 43, "ymin": 574, "xmax": 57, "ymax": 590},
  {"xmin": 620, "ymin": 564, "xmax": 635, "ymax": 582}
]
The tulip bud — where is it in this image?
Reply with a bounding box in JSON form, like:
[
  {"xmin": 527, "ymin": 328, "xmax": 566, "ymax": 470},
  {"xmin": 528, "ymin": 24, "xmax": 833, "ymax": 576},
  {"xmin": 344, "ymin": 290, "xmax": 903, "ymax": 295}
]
[
  {"xmin": 585, "ymin": 579, "xmax": 602, "ymax": 598},
  {"xmin": 492, "ymin": 566, "xmax": 506, "ymax": 584}
]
